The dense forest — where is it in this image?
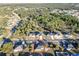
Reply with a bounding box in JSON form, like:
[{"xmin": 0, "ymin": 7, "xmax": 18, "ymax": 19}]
[
  {"xmin": 13, "ymin": 8, "xmax": 79, "ymax": 36},
  {"xmin": 0, "ymin": 4, "xmax": 79, "ymax": 36}
]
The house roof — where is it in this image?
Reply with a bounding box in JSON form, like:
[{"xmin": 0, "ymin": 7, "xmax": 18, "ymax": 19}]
[
  {"xmin": 3, "ymin": 37, "xmax": 12, "ymax": 44},
  {"xmin": 29, "ymin": 32, "xmax": 43, "ymax": 35},
  {"xmin": 11, "ymin": 26, "xmax": 17, "ymax": 33},
  {"xmin": 61, "ymin": 32, "xmax": 70, "ymax": 35},
  {"xmin": 13, "ymin": 40, "xmax": 23, "ymax": 49},
  {"xmin": 33, "ymin": 40, "xmax": 45, "ymax": 49},
  {"xmin": 13, "ymin": 45, "xmax": 23, "ymax": 52}
]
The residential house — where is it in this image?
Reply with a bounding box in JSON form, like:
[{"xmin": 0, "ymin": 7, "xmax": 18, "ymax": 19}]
[
  {"xmin": 47, "ymin": 32, "xmax": 63, "ymax": 40},
  {"xmin": 34, "ymin": 32, "xmax": 44, "ymax": 41},
  {"xmin": 62, "ymin": 32, "xmax": 74, "ymax": 39},
  {"xmin": 47, "ymin": 32, "xmax": 55, "ymax": 40},
  {"xmin": 67, "ymin": 44, "xmax": 74, "ymax": 50},
  {"xmin": 13, "ymin": 39, "xmax": 24, "ymax": 53},
  {"xmin": 13, "ymin": 45, "xmax": 23, "ymax": 53},
  {"xmin": 1, "ymin": 37, "xmax": 12, "ymax": 48},
  {"xmin": 59, "ymin": 39, "xmax": 75, "ymax": 50},
  {"xmin": 28, "ymin": 32, "xmax": 36, "ymax": 40},
  {"xmin": 54, "ymin": 32, "xmax": 63, "ymax": 40},
  {"xmin": 33, "ymin": 40, "xmax": 50, "ymax": 52}
]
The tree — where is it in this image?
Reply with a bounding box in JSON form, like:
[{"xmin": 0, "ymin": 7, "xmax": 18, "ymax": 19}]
[{"xmin": 1, "ymin": 42, "xmax": 13, "ymax": 54}]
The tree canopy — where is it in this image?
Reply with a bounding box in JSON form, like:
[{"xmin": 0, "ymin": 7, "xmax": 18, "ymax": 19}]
[{"xmin": 13, "ymin": 8, "xmax": 79, "ymax": 36}]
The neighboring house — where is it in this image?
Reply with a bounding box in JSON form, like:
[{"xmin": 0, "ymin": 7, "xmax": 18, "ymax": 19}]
[
  {"xmin": 2, "ymin": 37, "xmax": 12, "ymax": 44},
  {"xmin": 13, "ymin": 39, "xmax": 24, "ymax": 53},
  {"xmin": 62, "ymin": 32, "xmax": 73, "ymax": 39},
  {"xmin": 28, "ymin": 32, "xmax": 36, "ymax": 40},
  {"xmin": 70, "ymin": 40, "xmax": 78, "ymax": 49},
  {"xmin": 54, "ymin": 32, "xmax": 63, "ymax": 40},
  {"xmin": 26, "ymin": 40, "xmax": 33, "ymax": 45},
  {"xmin": 1, "ymin": 37, "xmax": 12, "ymax": 48},
  {"xmin": 29, "ymin": 32, "xmax": 44, "ymax": 41},
  {"xmin": 33, "ymin": 40, "xmax": 43, "ymax": 52},
  {"xmin": 13, "ymin": 39, "xmax": 24, "ymax": 48},
  {"xmin": 59, "ymin": 39, "xmax": 75, "ymax": 50},
  {"xmin": 34, "ymin": 45, "xmax": 44, "ymax": 52},
  {"xmin": 13, "ymin": 45, "xmax": 23, "ymax": 53},
  {"xmin": 67, "ymin": 44, "xmax": 74, "ymax": 50},
  {"xmin": 22, "ymin": 40, "xmax": 27, "ymax": 48},
  {"xmin": 47, "ymin": 32, "xmax": 55, "ymax": 40},
  {"xmin": 35, "ymin": 32, "xmax": 44, "ymax": 41},
  {"xmin": 59, "ymin": 40, "xmax": 68, "ymax": 50},
  {"xmin": 33, "ymin": 40, "xmax": 50, "ymax": 52},
  {"xmin": 47, "ymin": 32, "xmax": 63, "ymax": 40},
  {"xmin": 52, "ymin": 40, "xmax": 60, "ymax": 45}
]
